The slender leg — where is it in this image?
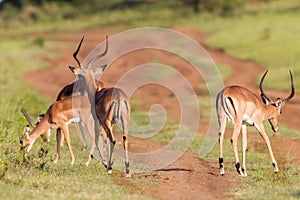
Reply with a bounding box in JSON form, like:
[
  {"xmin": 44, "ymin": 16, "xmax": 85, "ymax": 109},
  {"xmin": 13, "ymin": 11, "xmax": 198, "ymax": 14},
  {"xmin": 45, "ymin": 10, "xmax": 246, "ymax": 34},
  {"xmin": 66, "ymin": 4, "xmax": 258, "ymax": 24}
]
[
  {"xmin": 121, "ymin": 113, "xmax": 130, "ymax": 177},
  {"xmin": 78, "ymin": 122, "xmax": 87, "ymax": 151},
  {"xmin": 54, "ymin": 128, "xmax": 62, "ymax": 163},
  {"xmin": 58, "ymin": 128, "xmax": 65, "ymax": 147},
  {"xmin": 218, "ymin": 112, "xmax": 227, "ymax": 176},
  {"xmin": 101, "ymin": 126, "xmax": 108, "ymax": 157},
  {"xmin": 93, "ymin": 121, "xmax": 107, "ymax": 168},
  {"xmin": 232, "ymin": 122, "xmax": 242, "ymax": 175},
  {"xmin": 103, "ymin": 119, "xmax": 115, "ymax": 175},
  {"xmin": 255, "ymin": 123, "xmax": 279, "ymax": 173},
  {"xmin": 61, "ymin": 124, "xmax": 75, "ymax": 165},
  {"xmin": 241, "ymin": 125, "xmax": 247, "ymax": 177},
  {"xmin": 85, "ymin": 121, "xmax": 95, "ymax": 166}
]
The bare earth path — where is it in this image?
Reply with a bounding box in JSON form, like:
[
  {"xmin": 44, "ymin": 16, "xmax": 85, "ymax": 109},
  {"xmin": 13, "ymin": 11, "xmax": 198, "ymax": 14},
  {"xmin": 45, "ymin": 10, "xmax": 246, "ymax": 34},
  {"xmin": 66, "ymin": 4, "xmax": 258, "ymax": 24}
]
[{"xmin": 25, "ymin": 27, "xmax": 300, "ymax": 199}]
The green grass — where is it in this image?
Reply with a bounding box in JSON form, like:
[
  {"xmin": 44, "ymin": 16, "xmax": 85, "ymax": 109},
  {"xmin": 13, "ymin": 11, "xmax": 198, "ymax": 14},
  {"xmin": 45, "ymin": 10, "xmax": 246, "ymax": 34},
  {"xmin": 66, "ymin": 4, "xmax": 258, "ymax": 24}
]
[
  {"xmin": 1, "ymin": 0, "xmax": 300, "ymax": 199},
  {"xmin": 195, "ymin": 128, "xmax": 300, "ymax": 199},
  {"xmin": 1, "ymin": 130, "xmax": 152, "ymax": 199}
]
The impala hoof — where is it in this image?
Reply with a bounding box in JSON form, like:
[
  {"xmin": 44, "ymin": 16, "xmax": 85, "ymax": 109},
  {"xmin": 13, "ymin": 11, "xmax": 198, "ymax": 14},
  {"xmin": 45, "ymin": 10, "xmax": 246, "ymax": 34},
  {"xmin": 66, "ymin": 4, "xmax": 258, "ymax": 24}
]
[
  {"xmin": 240, "ymin": 172, "xmax": 247, "ymax": 177},
  {"xmin": 220, "ymin": 168, "xmax": 225, "ymax": 176},
  {"xmin": 126, "ymin": 173, "xmax": 131, "ymax": 178}
]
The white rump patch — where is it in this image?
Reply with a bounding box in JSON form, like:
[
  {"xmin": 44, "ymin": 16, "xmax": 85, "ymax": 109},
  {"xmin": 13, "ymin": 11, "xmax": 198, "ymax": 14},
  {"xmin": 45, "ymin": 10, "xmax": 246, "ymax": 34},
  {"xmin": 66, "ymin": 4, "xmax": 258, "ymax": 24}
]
[
  {"xmin": 224, "ymin": 97, "xmax": 235, "ymax": 123},
  {"xmin": 68, "ymin": 117, "xmax": 81, "ymax": 124},
  {"xmin": 242, "ymin": 114, "xmax": 254, "ymax": 125}
]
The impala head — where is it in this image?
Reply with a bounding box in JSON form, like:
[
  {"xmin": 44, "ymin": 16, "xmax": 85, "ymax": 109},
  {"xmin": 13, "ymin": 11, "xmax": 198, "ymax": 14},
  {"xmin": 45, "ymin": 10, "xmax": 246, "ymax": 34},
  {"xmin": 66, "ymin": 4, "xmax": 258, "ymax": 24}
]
[
  {"xmin": 20, "ymin": 122, "xmax": 35, "ymax": 152},
  {"xmin": 19, "ymin": 132, "xmax": 33, "ymax": 152},
  {"xmin": 260, "ymin": 70, "xmax": 295, "ymax": 132},
  {"xmin": 68, "ymin": 35, "xmax": 108, "ymax": 94}
]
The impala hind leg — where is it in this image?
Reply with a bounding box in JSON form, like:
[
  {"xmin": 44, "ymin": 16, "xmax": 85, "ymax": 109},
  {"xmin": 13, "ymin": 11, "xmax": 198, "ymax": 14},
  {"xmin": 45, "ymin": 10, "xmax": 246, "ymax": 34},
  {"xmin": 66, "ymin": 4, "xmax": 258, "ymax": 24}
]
[
  {"xmin": 232, "ymin": 122, "xmax": 242, "ymax": 175},
  {"xmin": 218, "ymin": 113, "xmax": 227, "ymax": 176},
  {"xmin": 241, "ymin": 125, "xmax": 248, "ymax": 176},
  {"xmin": 121, "ymin": 115, "xmax": 130, "ymax": 177},
  {"xmin": 255, "ymin": 123, "xmax": 279, "ymax": 173},
  {"xmin": 102, "ymin": 120, "xmax": 115, "ymax": 175}
]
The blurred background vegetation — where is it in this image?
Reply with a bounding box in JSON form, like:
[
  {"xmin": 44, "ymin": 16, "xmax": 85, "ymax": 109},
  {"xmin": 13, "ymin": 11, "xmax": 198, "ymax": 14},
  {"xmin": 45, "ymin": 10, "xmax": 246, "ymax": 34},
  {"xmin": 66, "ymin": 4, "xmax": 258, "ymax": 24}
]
[{"xmin": 0, "ymin": 0, "xmax": 245, "ymax": 19}]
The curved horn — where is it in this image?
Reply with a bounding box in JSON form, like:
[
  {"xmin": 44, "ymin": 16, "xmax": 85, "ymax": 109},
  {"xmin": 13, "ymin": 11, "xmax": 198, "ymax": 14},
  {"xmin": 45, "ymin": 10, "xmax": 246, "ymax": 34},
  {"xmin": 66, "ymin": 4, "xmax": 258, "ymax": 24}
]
[
  {"xmin": 21, "ymin": 108, "xmax": 36, "ymax": 127},
  {"xmin": 282, "ymin": 70, "xmax": 295, "ymax": 104},
  {"xmin": 73, "ymin": 36, "xmax": 85, "ymax": 68},
  {"xmin": 260, "ymin": 70, "xmax": 272, "ymax": 104},
  {"xmin": 87, "ymin": 35, "xmax": 108, "ymax": 68}
]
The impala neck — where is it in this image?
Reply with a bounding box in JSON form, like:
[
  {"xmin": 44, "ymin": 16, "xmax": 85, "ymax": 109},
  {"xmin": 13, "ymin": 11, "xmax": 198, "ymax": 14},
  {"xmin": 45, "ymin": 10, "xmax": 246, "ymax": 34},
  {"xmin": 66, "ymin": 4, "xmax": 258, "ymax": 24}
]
[
  {"xmin": 83, "ymin": 73, "xmax": 99, "ymax": 123},
  {"xmin": 84, "ymin": 73, "xmax": 97, "ymax": 102},
  {"xmin": 263, "ymin": 104, "xmax": 277, "ymax": 121},
  {"xmin": 26, "ymin": 115, "xmax": 51, "ymax": 145}
]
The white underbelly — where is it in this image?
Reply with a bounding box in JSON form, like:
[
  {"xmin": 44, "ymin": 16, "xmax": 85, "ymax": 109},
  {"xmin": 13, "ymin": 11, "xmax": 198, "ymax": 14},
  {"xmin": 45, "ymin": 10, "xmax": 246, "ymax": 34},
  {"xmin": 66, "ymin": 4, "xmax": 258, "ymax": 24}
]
[
  {"xmin": 242, "ymin": 114, "xmax": 254, "ymax": 125},
  {"xmin": 67, "ymin": 117, "xmax": 81, "ymax": 125}
]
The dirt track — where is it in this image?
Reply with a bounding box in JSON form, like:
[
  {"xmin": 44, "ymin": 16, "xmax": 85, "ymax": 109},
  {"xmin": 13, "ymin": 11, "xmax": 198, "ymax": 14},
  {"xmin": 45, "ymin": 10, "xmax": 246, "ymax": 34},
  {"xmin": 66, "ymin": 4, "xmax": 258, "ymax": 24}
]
[{"xmin": 25, "ymin": 26, "xmax": 300, "ymax": 199}]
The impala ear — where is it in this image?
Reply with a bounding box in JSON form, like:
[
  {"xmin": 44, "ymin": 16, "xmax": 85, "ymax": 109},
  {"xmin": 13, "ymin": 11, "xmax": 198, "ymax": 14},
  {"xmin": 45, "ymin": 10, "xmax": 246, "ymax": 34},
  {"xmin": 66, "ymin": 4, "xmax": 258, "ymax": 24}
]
[
  {"xmin": 93, "ymin": 64, "xmax": 107, "ymax": 75},
  {"xmin": 23, "ymin": 125, "xmax": 31, "ymax": 138},
  {"xmin": 274, "ymin": 98, "xmax": 283, "ymax": 108},
  {"xmin": 260, "ymin": 94, "xmax": 271, "ymax": 105},
  {"xmin": 69, "ymin": 66, "xmax": 81, "ymax": 75}
]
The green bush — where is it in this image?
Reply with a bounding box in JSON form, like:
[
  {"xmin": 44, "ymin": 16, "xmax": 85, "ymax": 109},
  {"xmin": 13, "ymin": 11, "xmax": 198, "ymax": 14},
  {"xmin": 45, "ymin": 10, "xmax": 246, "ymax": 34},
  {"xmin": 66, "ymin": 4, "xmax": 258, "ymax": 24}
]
[
  {"xmin": 199, "ymin": 0, "xmax": 245, "ymax": 16},
  {"xmin": 32, "ymin": 36, "xmax": 44, "ymax": 48}
]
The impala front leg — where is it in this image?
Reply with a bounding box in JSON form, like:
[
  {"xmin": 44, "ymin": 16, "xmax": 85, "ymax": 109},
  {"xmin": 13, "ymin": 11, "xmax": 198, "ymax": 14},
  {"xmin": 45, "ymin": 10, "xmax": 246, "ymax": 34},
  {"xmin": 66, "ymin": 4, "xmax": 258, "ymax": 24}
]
[
  {"xmin": 255, "ymin": 123, "xmax": 279, "ymax": 173},
  {"xmin": 61, "ymin": 124, "xmax": 75, "ymax": 165},
  {"xmin": 78, "ymin": 122, "xmax": 88, "ymax": 151},
  {"xmin": 58, "ymin": 128, "xmax": 65, "ymax": 147},
  {"xmin": 104, "ymin": 120, "xmax": 116, "ymax": 175},
  {"xmin": 54, "ymin": 128, "xmax": 62, "ymax": 163},
  {"xmin": 93, "ymin": 121, "xmax": 107, "ymax": 168}
]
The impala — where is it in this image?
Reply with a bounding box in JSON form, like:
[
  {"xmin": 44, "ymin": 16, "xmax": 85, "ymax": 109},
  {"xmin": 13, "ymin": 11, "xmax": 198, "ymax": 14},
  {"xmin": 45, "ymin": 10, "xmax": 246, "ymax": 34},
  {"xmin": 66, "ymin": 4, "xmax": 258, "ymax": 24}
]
[
  {"xmin": 216, "ymin": 70, "xmax": 295, "ymax": 176},
  {"xmin": 20, "ymin": 96, "xmax": 96, "ymax": 165},
  {"xmin": 21, "ymin": 109, "xmax": 51, "ymax": 143},
  {"xmin": 22, "ymin": 79, "xmax": 104, "ymax": 150},
  {"xmin": 22, "ymin": 37, "xmax": 105, "ymax": 153},
  {"xmin": 69, "ymin": 35, "xmax": 131, "ymax": 177}
]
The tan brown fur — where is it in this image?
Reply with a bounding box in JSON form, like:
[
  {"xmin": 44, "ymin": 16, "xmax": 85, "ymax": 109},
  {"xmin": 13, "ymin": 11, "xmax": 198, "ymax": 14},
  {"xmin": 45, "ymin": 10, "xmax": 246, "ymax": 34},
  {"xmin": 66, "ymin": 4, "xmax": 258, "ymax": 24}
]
[{"xmin": 217, "ymin": 70, "xmax": 294, "ymax": 176}]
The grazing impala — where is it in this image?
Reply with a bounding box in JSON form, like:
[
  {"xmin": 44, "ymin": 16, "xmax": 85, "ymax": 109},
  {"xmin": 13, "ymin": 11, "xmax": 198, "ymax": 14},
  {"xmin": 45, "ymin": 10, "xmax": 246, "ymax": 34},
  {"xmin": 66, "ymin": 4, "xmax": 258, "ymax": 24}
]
[
  {"xmin": 21, "ymin": 109, "xmax": 51, "ymax": 143},
  {"xmin": 22, "ymin": 79, "xmax": 104, "ymax": 149},
  {"xmin": 69, "ymin": 35, "xmax": 131, "ymax": 177},
  {"xmin": 20, "ymin": 96, "xmax": 95, "ymax": 165},
  {"xmin": 216, "ymin": 70, "xmax": 295, "ymax": 176}
]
